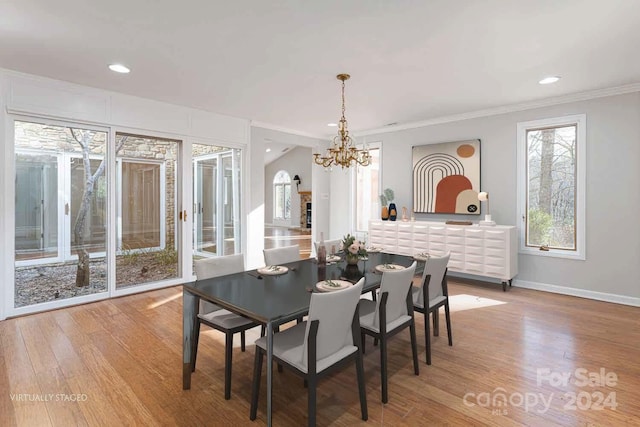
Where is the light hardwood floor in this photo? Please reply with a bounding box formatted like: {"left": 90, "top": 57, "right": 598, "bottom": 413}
{"left": 264, "top": 225, "right": 312, "bottom": 259}
{"left": 1, "top": 280, "right": 639, "bottom": 426}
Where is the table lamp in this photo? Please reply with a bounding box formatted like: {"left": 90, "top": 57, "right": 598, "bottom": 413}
{"left": 478, "top": 191, "right": 496, "bottom": 226}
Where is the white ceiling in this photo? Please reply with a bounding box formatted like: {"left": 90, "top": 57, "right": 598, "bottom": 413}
{"left": 1, "top": 1, "right": 639, "bottom": 138}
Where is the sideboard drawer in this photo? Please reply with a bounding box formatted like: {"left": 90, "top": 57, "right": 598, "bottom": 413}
{"left": 465, "top": 245, "right": 484, "bottom": 256}
{"left": 447, "top": 235, "right": 464, "bottom": 246}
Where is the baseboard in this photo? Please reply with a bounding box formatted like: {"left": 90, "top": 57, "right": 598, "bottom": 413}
{"left": 514, "top": 279, "right": 640, "bottom": 307}
{"left": 447, "top": 272, "right": 640, "bottom": 307}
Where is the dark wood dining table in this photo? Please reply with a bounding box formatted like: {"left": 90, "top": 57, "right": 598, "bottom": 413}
{"left": 182, "top": 252, "right": 417, "bottom": 426}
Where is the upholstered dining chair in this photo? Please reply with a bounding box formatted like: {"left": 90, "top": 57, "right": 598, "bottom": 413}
{"left": 192, "top": 254, "right": 261, "bottom": 400}
{"left": 263, "top": 244, "right": 300, "bottom": 265}
{"left": 412, "top": 252, "right": 452, "bottom": 365}
{"left": 263, "top": 244, "right": 303, "bottom": 327}
{"left": 250, "top": 278, "right": 367, "bottom": 427}
{"left": 359, "top": 261, "right": 419, "bottom": 403}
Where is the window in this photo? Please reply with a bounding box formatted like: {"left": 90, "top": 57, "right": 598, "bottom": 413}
{"left": 353, "top": 143, "right": 381, "bottom": 233}
{"left": 273, "top": 170, "right": 291, "bottom": 220}
{"left": 517, "top": 114, "right": 586, "bottom": 259}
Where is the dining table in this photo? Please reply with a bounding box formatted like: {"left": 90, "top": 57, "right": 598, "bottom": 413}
{"left": 182, "top": 251, "right": 419, "bottom": 426}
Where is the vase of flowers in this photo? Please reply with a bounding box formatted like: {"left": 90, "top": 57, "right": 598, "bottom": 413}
{"left": 342, "top": 233, "right": 368, "bottom": 265}
{"left": 342, "top": 264, "right": 362, "bottom": 281}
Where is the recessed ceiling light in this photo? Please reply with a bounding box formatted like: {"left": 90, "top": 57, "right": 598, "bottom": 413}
{"left": 539, "top": 76, "right": 560, "bottom": 85}
{"left": 109, "top": 64, "right": 130, "bottom": 74}
{"left": 327, "top": 123, "right": 338, "bottom": 127}
{"left": 265, "top": 148, "right": 271, "bottom": 153}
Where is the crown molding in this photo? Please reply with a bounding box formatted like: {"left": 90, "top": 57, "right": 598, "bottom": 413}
{"left": 355, "top": 82, "right": 640, "bottom": 137}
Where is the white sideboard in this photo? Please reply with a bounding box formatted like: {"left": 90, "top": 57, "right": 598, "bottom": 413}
{"left": 368, "top": 220, "right": 517, "bottom": 291}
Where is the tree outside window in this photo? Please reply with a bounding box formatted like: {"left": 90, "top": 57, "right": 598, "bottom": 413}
{"left": 517, "top": 115, "right": 586, "bottom": 259}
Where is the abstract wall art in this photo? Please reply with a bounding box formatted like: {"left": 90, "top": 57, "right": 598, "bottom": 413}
{"left": 412, "top": 139, "right": 481, "bottom": 214}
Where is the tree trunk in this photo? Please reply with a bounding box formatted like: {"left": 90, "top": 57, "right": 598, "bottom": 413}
{"left": 538, "top": 129, "right": 555, "bottom": 215}
{"left": 71, "top": 131, "right": 126, "bottom": 287}
{"left": 75, "top": 250, "right": 91, "bottom": 287}
{"left": 74, "top": 178, "right": 95, "bottom": 287}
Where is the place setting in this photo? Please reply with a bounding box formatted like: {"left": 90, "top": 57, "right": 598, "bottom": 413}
{"left": 412, "top": 252, "right": 430, "bottom": 262}
{"left": 321, "top": 254, "right": 341, "bottom": 263}
{"left": 255, "top": 265, "right": 289, "bottom": 276}
{"left": 314, "top": 279, "right": 353, "bottom": 292}
{"left": 374, "top": 263, "right": 406, "bottom": 274}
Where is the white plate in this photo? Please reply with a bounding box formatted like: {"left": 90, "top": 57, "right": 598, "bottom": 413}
{"left": 375, "top": 264, "right": 406, "bottom": 273}
{"left": 316, "top": 279, "right": 353, "bottom": 292}
{"left": 257, "top": 265, "right": 289, "bottom": 276}
{"left": 320, "top": 255, "right": 341, "bottom": 263}
{"left": 366, "top": 247, "right": 383, "bottom": 253}
{"left": 413, "top": 252, "right": 430, "bottom": 261}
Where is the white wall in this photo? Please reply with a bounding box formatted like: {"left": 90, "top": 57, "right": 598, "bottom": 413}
{"left": 330, "top": 92, "right": 640, "bottom": 303}
{"left": 264, "top": 146, "right": 312, "bottom": 226}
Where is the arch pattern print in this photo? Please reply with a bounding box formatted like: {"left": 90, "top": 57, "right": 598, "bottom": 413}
{"left": 412, "top": 139, "right": 481, "bottom": 214}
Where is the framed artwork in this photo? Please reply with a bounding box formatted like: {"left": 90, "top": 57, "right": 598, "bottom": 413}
{"left": 412, "top": 139, "right": 481, "bottom": 214}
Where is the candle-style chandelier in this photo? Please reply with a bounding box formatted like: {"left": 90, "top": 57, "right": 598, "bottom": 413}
{"left": 314, "top": 74, "right": 371, "bottom": 169}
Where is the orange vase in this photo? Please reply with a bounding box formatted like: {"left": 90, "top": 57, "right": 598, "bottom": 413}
{"left": 381, "top": 206, "right": 389, "bottom": 220}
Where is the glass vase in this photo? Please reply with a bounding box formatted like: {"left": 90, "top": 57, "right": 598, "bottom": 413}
{"left": 345, "top": 254, "right": 359, "bottom": 265}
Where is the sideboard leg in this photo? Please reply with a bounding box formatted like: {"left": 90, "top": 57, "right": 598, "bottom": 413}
{"left": 502, "top": 281, "right": 507, "bottom": 292}
{"left": 509, "top": 279, "right": 513, "bottom": 287}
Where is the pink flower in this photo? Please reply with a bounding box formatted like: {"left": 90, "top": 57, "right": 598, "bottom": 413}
{"left": 348, "top": 243, "right": 360, "bottom": 255}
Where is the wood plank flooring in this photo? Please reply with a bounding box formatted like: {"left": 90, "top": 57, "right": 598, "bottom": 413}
{"left": 1, "top": 280, "right": 639, "bottom": 426}
{"left": 264, "top": 226, "right": 312, "bottom": 259}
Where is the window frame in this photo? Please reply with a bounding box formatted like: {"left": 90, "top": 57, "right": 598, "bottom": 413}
{"left": 351, "top": 141, "right": 382, "bottom": 235}
{"left": 273, "top": 170, "right": 291, "bottom": 221}
{"left": 516, "top": 114, "right": 586, "bottom": 260}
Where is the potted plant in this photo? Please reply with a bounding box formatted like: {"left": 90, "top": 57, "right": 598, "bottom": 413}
{"left": 379, "top": 188, "right": 397, "bottom": 221}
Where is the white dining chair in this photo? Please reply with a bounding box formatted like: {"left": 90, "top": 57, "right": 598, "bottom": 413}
{"left": 313, "top": 239, "right": 342, "bottom": 255}
{"left": 192, "top": 254, "right": 261, "bottom": 400}
{"left": 263, "top": 244, "right": 300, "bottom": 265}
{"left": 412, "top": 252, "right": 452, "bottom": 365}
{"left": 359, "top": 261, "right": 419, "bottom": 403}
{"left": 250, "top": 278, "right": 367, "bottom": 426}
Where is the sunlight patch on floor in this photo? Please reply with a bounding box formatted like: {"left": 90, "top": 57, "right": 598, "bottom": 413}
{"left": 449, "top": 294, "right": 507, "bottom": 312}
{"left": 147, "top": 291, "right": 182, "bottom": 309}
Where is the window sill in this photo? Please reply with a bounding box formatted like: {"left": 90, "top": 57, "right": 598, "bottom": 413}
{"left": 519, "top": 248, "right": 585, "bottom": 261}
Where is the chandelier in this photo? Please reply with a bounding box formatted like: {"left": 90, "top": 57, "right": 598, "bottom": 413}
{"left": 314, "top": 74, "right": 371, "bottom": 169}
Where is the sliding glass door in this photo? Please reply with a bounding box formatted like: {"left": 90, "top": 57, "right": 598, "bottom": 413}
{"left": 14, "top": 120, "right": 108, "bottom": 308}
{"left": 115, "top": 133, "right": 180, "bottom": 289}
{"left": 10, "top": 119, "right": 242, "bottom": 314}
{"left": 192, "top": 145, "right": 241, "bottom": 260}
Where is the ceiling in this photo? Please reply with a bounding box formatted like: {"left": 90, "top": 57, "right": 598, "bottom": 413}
{"left": 264, "top": 140, "right": 294, "bottom": 165}
{"left": 1, "top": 1, "right": 639, "bottom": 138}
